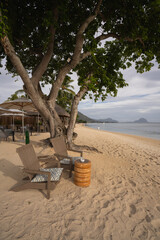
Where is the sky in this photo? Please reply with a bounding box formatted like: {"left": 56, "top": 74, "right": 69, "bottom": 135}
{"left": 78, "top": 64, "right": 160, "bottom": 122}
{"left": 0, "top": 62, "right": 160, "bottom": 122}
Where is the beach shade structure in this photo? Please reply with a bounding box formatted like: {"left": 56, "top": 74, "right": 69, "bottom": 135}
{"left": 0, "top": 100, "right": 69, "bottom": 117}
{"left": 0, "top": 109, "right": 26, "bottom": 141}
{"left": 0, "top": 107, "right": 24, "bottom": 114}
{"left": 0, "top": 98, "right": 36, "bottom": 112}
{"left": 55, "top": 104, "right": 70, "bottom": 128}
{"left": 10, "top": 143, "right": 63, "bottom": 199}
{"left": 50, "top": 136, "right": 83, "bottom": 178}
{"left": 0, "top": 98, "right": 37, "bottom": 137}
{"left": 0, "top": 112, "right": 25, "bottom": 130}
{"left": 0, "top": 99, "right": 70, "bottom": 135}
{"left": 25, "top": 103, "right": 70, "bottom": 132}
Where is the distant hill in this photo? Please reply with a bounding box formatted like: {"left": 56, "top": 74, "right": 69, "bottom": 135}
{"left": 98, "top": 118, "right": 118, "bottom": 123}
{"left": 77, "top": 112, "right": 118, "bottom": 123}
{"left": 77, "top": 112, "right": 98, "bottom": 123}
{"left": 134, "top": 118, "right": 148, "bottom": 123}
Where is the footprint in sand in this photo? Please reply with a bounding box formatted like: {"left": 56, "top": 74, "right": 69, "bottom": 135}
{"left": 124, "top": 204, "right": 136, "bottom": 217}
{"left": 145, "top": 215, "right": 151, "bottom": 223}
{"left": 129, "top": 204, "right": 136, "bottom": 217}
{"left": 128, "top": 179, "right": 136, "bottom": 187}
{"left": 103, "top": 201, "right": 110, "bottom": 208}
{"left": 156, "top": 206, "right": 160, "bottom": 212}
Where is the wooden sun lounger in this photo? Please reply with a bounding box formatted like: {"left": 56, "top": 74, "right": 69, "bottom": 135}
{"left": 10, "top": 143, "right": 63, "bottom": 199}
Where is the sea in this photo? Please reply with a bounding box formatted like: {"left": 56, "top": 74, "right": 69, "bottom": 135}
{"left": 85, "top": 122, "right": 160, "bottom": 140}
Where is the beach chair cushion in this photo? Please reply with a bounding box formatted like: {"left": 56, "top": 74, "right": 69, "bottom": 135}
{"left": 31, "top": 168, "right": 63, "bottom": 182}
{"left": 60, "top": 157, "right": 80, "bottom": 165}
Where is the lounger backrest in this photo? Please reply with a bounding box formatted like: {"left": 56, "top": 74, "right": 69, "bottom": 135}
{"left": 50, "top": 136, "right": 68, "bottom": 156}
{"left": 16, "top": 144, "right": 40, "bottom": 179}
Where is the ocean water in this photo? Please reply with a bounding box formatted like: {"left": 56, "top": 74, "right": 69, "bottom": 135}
{"left": 86, "top": 122, "right": 160, "bottom": 140}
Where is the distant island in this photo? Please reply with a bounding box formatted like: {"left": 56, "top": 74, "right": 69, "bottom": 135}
{"left": 98, "top": 118, "right": 118, "bottom": 123}
{"left": 77, "top": 112, "right": 97, "bottom": 123}
{"left": 77, "top": 112, "right": 149, "bottom": 124}
{"left": 77, "top": 112, "right": 118, "bottom": 123}
{"left": 134, "top": 118, "right": 148, "bottom": 123}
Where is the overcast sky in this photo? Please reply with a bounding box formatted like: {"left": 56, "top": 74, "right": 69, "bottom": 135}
{"left": 78, "top": 64, "right": 160, "bottom": 122}
{"left": 0, "top": 62, "right": 160, "bottom": 122}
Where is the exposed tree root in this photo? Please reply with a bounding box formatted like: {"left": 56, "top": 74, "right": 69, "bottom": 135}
{"left": 41, "top": 138, "right": 102, "bottom": 153}
{"left": 67, "top": 142, "right": 102, "bottom": 153}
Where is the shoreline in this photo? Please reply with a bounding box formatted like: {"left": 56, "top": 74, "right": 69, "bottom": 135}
{"left": 0, "top": 124, "right": 160, "bottom": 239}
{"left": 84, "top": 123, "right": 160, "bottom": 142}
{"left": 83, "top": 123, "right": 160, "bottom": 145}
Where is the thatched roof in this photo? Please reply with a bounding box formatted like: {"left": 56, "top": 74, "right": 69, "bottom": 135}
{"left": 26, "top": 105, "right": 70, "bottom": 117}
{"left": 0, "top": 99, "right": 70, "bottom": 118}
{"left": 0, "top": 98, "right": 36, "bottom": 112}
{"left": 55, "top": 104, "right": 70, "bottom": 117}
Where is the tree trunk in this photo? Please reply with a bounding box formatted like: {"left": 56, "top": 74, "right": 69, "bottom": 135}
{"left": 67, "top": 82, "right": 100, "bottom": 153}
{"left": 1, "top": 35, "right": 65, "bottom": 138}
{"left": 67, "top": 86, "right": 88, "bottom": 147}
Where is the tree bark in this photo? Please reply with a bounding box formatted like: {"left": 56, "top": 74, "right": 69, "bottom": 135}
{"left": 67, "top": 86, "right": 88, "bottom": 146}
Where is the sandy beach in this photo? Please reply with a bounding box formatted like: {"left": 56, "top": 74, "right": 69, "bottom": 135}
{"left": 0, "top": 124, "right": 160, "bottom": 240}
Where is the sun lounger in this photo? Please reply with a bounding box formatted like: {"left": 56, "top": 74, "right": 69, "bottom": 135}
{"left": 10, "top": 143, "right": 63, "bottom": 199}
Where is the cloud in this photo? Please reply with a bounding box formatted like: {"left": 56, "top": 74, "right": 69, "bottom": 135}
{"left": 78, "top": 65, "right": 160, "bottom": 122}
{"left": 0, "top": 71, "right": 23, "bottom": 103}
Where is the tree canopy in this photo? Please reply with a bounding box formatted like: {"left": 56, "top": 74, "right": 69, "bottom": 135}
{"left": 1, "top": 0, "right": 159, "bottom": 73}
{"left": 0, "top": 0, "right": 160, "bottom": 141}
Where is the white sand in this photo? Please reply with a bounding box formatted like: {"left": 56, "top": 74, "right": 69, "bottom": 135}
{"left": 0, "top": 124, "right": 160, "bottom": 240}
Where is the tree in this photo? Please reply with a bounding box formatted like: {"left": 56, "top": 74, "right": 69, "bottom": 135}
{"left": 7, "top": 89, "right": 28, "bottom": 100}
{"left": 0, "top": 0, "right": 160, "bottom": 147}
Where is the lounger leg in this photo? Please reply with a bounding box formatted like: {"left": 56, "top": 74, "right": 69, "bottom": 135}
{"left": 69, "top": 169, "right": 72, "bottom": 178}
{"left": 47, "top": 178, "right": 51, "bottom": 199}
{"left": 47, "top": 190, "right": 50, "bottom": 199}
{"left": 69, "top": 161, "right": 73, "bottom": 178}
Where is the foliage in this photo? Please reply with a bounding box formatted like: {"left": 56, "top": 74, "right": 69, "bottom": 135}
{"left": 7, "top": 89, "right": 28, "bottom": 100}
{"left": 56, "top": 75, "right": 75, "bottom": 111}
{"left": 76, "top": 119, "right": 87, "bottom": 123}
{"left": 1, "top": 0, "right": 159, "bottom": 77}
{"left": 76, "top": 42, "right": 130, "bottom": 101}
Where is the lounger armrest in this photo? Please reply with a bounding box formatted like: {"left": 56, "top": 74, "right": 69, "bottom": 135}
{"left": 38, "top": 155, "right": 56, "bottom": 162}
{"left": 38, "top": 155, "right": 50, "bottom": 159}
{"left": 54, "top": 153, "right": 72, "bottom": 160}
{"left": 24, "top": 169, "right": 51, "bottom": 178}
{"left": 68, "top": 149, "right": 83, "bottom": 157}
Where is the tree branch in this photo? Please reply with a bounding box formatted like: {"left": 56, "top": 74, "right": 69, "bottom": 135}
{"left": 79, "top": 33, "right": 119, "bottom": 62}
{"left": 1, "top": 36, "right": 35, "bottom": 95}
{"left": 96, "top": 33, "right": 120, "bottom": 41}
{"left": 70, "top": 0, "right": 102, "bottom": 67}
{"left": 1, "top": 36, "right": 54, "bottom": 122}
{"left": 96, "top": 32, "right": 145, "bottom": 47}
{"left": 124, "top": 37, "right": 145, "bottom": 48}
{"left": 31, "top": 7, "right": 58, "bottom": 87}
{"left": 49, "top": 1, "right": 103, "bottom": 103}
{"left": 48, "top": 64, "right": 72, "bottom": 103}
{"left": 79, "top": 51, "right": 92, "bottom": 61}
